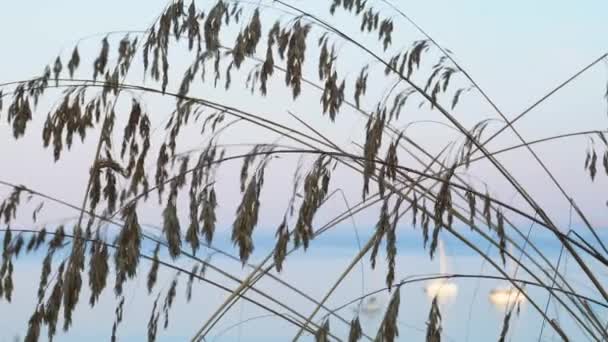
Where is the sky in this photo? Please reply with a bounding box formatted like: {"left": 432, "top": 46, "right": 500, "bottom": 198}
{"left": 1, "top": 0, "right": 608, "bottom": 341}
{"left": 1, "top": 0, "right": 608, "bottom": 227}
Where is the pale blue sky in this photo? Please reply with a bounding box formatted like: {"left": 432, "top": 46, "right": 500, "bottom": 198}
{"left": 2, "top": 0, "right": 608, "bottom": 229}
{"left": 1, "top": 1, "right": 608, "bottom": 341}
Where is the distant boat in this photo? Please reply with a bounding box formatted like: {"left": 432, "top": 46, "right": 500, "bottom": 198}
{"left": 351, "top": 294, "right": 383, "bottom": 319}
{"left": 352, "top": 268, "right": 386, "bottom": 318}
{"left": 489, "top": 287, "right": 525, "bottom": 307}
{"left": 425, "top": 239, "right": 458, "bottom": 301}
{"left": 360, "top": 295, "right": 382, "bottom": 316}
{"left": 488, "top": 245, "right": 526, "bottom": 307}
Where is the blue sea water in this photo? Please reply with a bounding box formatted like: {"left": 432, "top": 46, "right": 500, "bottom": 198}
{"left": 0, "top": 225, "right": 606, "bottom": 341}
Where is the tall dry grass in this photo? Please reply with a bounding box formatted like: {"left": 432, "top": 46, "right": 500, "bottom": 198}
{"left": 0, "top": 0, "right": 607, "bottom": 341}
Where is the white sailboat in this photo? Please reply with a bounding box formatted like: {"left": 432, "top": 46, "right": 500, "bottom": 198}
{"left": 488, "top": 245, "right": 526, "bottom": 307}
{"left": 425, "top": 239, "right": 458, "bottom": 301}
{"left": 360, "top": 295, "right": 383, "bottom": 316}
{"left": 356, "top": 267, "right": 384, "bottom": 318}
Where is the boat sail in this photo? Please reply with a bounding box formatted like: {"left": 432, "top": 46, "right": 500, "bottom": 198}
{"left": 425, "top": 239, "right": 458, "bottom": 301}
{"left": 488, "top": 244, "right": 526, "bottom": 307}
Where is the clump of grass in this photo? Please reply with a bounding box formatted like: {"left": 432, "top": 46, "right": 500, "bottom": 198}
{"left": 0, "top": 0, "right": 607, "bottom": 341}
